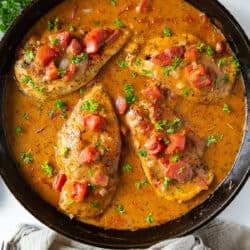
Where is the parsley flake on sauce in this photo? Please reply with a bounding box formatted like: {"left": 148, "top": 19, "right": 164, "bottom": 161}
{"left": 47, "top": 17, "right": 60, "bottom": 31}
{"left": 90, "top": 202, "right": 99, "bottom": 208}
{"left": 41, "top": 162, "right": 53, "bottom": 178}
{"left": 223, "top": 103, "right": 231, "bottom": 113}
{"left": 163, "top": 177, "right": 171, "bottom": 189}
{"left": 22, "top": 112, "right": 29, "bottom": 120}
{"left": 20, "top": 151, "right": 33, "bottom": 164}
{"left": 123, "top": 164, "right": 133, "bottom": 172}
{"left": 183, "top": 88, "right": 190, "bottom": 97}
{"left": 163, "top": 57, "right": 183, "bottom": 76}
{"left": 54, "top": 100, "right": 67, "bottom": 110}
{"left": 137, "top": 149, "right": 148, "bottom": 157}
{"left": 15, "top": 125, "right": 23, "bottom": 135}
{"left": 123, "top": 84, "right": 137, "bottom": 104}
{"left": 207, "top": 135, "right": 217, "bottom": 146}
{"left": 81, "top": 100, "right": 99, "bottom": 112}
{"left": 117, "top": 204, "right": 125, "bottom": 214}
{"left": 163, "top": 27, "right": 172, "bottom": 37}
{"left": 117, "top": 60, "right": 128, "bottom": 68}
{"left": 145, "top": 213, "right": 154, "bottom": 224}
{"left": 110, "top": 0, "right": 117, "bottom": 6}
{"left": 115, "top": 18, "right": 124, "bottom": 28}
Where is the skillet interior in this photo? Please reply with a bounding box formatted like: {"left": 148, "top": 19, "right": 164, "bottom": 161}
{"left": 0, "top": 0, "right": 250, "bottom": 248}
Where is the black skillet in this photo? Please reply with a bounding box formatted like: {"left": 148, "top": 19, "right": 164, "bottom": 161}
{"left": 0, "top": 0, "right": 250, "bottom": 248}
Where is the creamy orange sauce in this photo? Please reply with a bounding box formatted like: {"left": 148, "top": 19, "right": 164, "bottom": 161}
{"left": 4, "top": 0, "right": 246, "bottom": 230}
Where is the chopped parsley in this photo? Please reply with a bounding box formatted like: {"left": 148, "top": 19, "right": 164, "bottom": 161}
{"left": 163, "top": 177, "right": 171, "bottom": 189}
{"left": 15, "top": 125, "right": 23, "bottom": 135}
{"left": 23, "top": 46, "right": 34, "bottom": 63}
{"left": 163, "top": 27, "right": 172, "bottom": 37}
{"left": 47, "top": 17, "right": 60, "bottom": 31}
{"left": 41, "top": 162, "right": 53, "bottom": 178}
{"left": 123, "top": 84, "right": 137, "bottom": 104}
{"left": 135, "top": 59, "right": 142, "bottom": 66}
{"left": 110, "top": 0, "right": 117, "bottom": 6}
{"left": 163, "top": 138, "right": 170, "bottom": 145}
{"left": 145, "top": 213, "right": 154, "bottom": 224}
{"left": 20, "top": 151, "right": 33, "bottom": 164}
{"left": 223, "top": 74, "right": 229, "bottom": 83}
{"left": 131, "top": 71, "right": 137, "bottom": 78}
{"left": 54, "top": 100, "right": 67, "bottom": 110}
{"left": 197, "top": 43, "right": 206, "bottom": 52}
{"left": 69, "top": 25, "right": 75, "bottom": 32}
{"left": 50, "top": 38, "right": 59, "bottom": 46}
{"left": 60, "top": 113, "right": 67, "bottom": 119}
{"left": 123, "top": 164, "right": 133, "bottom": 172}
{"left": 117, "top": 204, "right": 125, "bottom": 214}
{"left": 22, "top": 112, "right": 29, "bottom": 120}
{"left": 206, "top": 46, "right": 214, "bottom": 56}
{"left": 141, "top": 69, "right": 153, "bottom": 75}
{"left": 207, "top": 135, "right": 217, "bottom": 146}
{"left": 183, "top": 88, "right": 190, "bottom": 97}
{"left": 101, "top": 146, "right": 110, "bottom": 153}
{"left": 90, "top": 202, "right": 99, "bottom": 208}
{"left": 66, "top": 199, "right": 75, "bottom": 206}
{"left": 171, "top": 154, "right": 180, "bottom": 163}
{"left": 178, "top": 166, "right": 186, "bottom": 174}
{"left": 137, "top": 149, "right": 148, "bottom": 157}
{"left": 222, "top": 103, "right": 231, "bottom": 113}
{"left": 163, "top": 57, "right": 183, "bottom": 76}
{"left": 117, "top": 60, "right": 128, "bottom": 68}
{"left": 94, "top": 21, "right": 102, "bottom": 27}
{"left": 135, "top": 179, "right": 149, "bottom": 189}
{"left": 79, "top": 88, "right": 85, "bottom": 94}
{"left": 218, "top": 58, "right": 226, "bottom": 67}
{"left": 70, "top": 53, "right": 88, "bottom": 64}
{"left": 155, "top": 120, "right": 168, "bottom": 131}
{"left": 115, "top": 18, "right": 124, "bottom": 28}
{"left": 231, "top": 56, "right": 241, "bottom": 73}
{"left": 81, "top": 99, "right": 99, "bottom": 112}
{"left": 23, "top": 75, "right": 36, "bottom": 87}
{"left": 58, "top": 68, "right": 66, "bottom": 77}
{"left": 88, "top": 171, "right": 94, "bottom": 177}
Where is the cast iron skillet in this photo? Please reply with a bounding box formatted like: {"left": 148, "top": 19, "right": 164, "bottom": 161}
{"left": 0, "top": 0, "right": 250, "bottom": 248}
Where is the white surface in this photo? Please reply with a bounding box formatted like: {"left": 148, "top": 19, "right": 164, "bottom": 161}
{"left": 0, "top": 0, "right": 250, "bottom": 244}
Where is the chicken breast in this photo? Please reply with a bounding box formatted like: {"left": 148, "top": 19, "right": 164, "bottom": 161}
{"left": 55, "top": 84, "right": 121, "bottom": 219}
{"left": 125, "top": 84, "right": 214, "bottom": 202}
{"left": 126, "top": 33, "right": 237, "bottom": 103}
{"left": 14, "top": 27, "right": 130, "bottom": 100}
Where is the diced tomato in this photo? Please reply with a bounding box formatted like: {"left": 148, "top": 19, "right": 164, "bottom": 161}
{"left": 57, "top": 31, "right": 71, "bottom": 48}
{"left": 184, "top": 47, "right": 199, "bottom": 62}
{"left": 186, "top": 64, "right": 212, "bottom": 88}
{"left": 53, "top": 173, "right": 67, "bottom": 192}
{"left": 145, "top": 134, "right": 165, "bottom": 156}
{"left": 84, "top": 28, "right": 109, "bottom": 54}
{"left": 79, "top": 146, "right": 99, "bottom": 164}
{"left": 46, "top": 61, "right": 58, "bottom": 80}
{"left": 35, "top": 45, "right": 59, "bottom": 67}
{"left": 63, "top": 63, "right": 77, "bottom": 81}
{"left": 115, "top": 96, "right": 128, "bottom": 115}
{"left": 136, "top": 0, "right": 152, "bottom": 13}
{"left": 166, "top": 133, "right": 186, "bottom": 155}
{"left": 66, "top": 38, "right": 83, "bottom": 56}
{"left": 93, "top": 171, "right": 109, "bottom": 187}
{"left": 70, "top": 181, "right": 88, "bottom": 203}
{"left": 151, "top": 46, "right": 185, "bottom": 66}
{"left": 165, "top": 161, "right": 193, "bottom": 183}
{"left": 81, "top": 114, "right": 106, "bottom": 131}
{"left": 143, "top": 85, "right": 163, "bottom": 103}
{"left": 105, "top": 29, "right": 122, "bottom": 45}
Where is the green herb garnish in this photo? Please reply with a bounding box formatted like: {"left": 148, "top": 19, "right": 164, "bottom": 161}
{"left": 115, "top": 18, "right": 124, "bottom": 28}
{"left": 145, "top": 213, "right": 154, "bottom": 224}
{"left": 22, "top": 112, "right": 29, "bottom": 120}
{"left": 207, "top": 135, "right": 217, "bottom": 146}
{"left": 163, "top": 177, "right": 171, "bottom": 189}
{"left": 110, "top": 0, "right": 117, "bottom": 6}
{"left": 206, "top": 46, "right": 214, "bottom": 56}
{"left": 138, "top": 149, "right": 147, "bottom": 157}
{"left": 163, "top": 27, "right": 172, "bottom": 37}
{"left": 15, "top": 126, "right": 23, "bottom": 135}
{"left": 54, "top": 100, "right": 67, "bottom": 110}
{"left": 218, "top": 58, "right": 226, "bottom": 67}
{"left": 90, "top": 202, "right": 99, "bottom": 208}
{"left": 20, "top": 151, "right": 33, "bottom": 164}
{"left": 183, "top": 88, "right": 190, "bottom": 97}
{"left": 117, "top": 60, "right": 128, "bottom": 68}
{"left": 117, "top": 204, "right": 125, "bottom": 214}
{"left": 222, "top": 103, "right": 231, "bottom": 113}
{"left": 70, "top": 53, "right": 88, "bottom": 64}
{"left": 41, "top": 162, "right": 53, "bottom": 177}
{"left": 81, "top": 100, "right": 99, "bottom": 112}
{"left": 123, "top": 164, "right": 133, "bottom": 172}
{"left": 123, "top": 84, "right": 137, "bottom": 104}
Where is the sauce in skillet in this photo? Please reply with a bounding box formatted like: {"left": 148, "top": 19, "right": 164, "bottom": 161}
{"left": 4, "top": 0, "right": 246, "bottom": 230}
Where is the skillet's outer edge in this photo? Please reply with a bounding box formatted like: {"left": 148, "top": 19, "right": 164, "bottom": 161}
{"left": 0, "top": 0, "right": 250, "bottom": 248}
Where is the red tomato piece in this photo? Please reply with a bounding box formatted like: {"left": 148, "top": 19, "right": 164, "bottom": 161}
{"left": 145, "top": 134, "right": 165, "bottom": 156}
{"left": 186, "top": 64, "right": 212, "bottom": 88}
{"left": 35, "top": 45, "right": 59, "bottom": 67}
{"left": 81, "top": 114, "right": 106, "bottom": 131}
{"left": 46, "top": 61, "right": 58, "bottom": 80}
{"left": 70, "top": 182, "right": 88, "bottom": 203}
{"left": 53, "top": 173, "right": 67, "bottom": 192}
{"left": 79, "top": 146, "right": 99, "bottom": 164}
{"left": 143, "top": 85, "right": 163, "bottom": 103}
{"left": 184, "top": 47, "right": 199, "bottom": 62}
{"left": 136, "top": 0, "right": 152, "bottom": 13}
{"left": 165, "top": 161, "right": 193, "bottom": 183}
{"left": 57, "top": 31, "right": 71, "bottom": 48}
{"left": 166, "top": 133, "right": 186, "bottom": 155}
{"left": 115, "top": 96, "right": 128, "bottom": 115}
{"left": 151, "top": 46, "right": 185, "bottom": 66}
{"left": 105, "top": 29, "right": 122, "bottom": 45}
{"left": 63, "top": 63, "right": 77, "bottom": 81}
{"left": 66, "top": 38, "right": 83, "bottom": 56}
{"left": 84, "top": 28, "right": 109, "bottom": 54}
{"left": 93, "top": 171, "right": 109, "bottom": 187}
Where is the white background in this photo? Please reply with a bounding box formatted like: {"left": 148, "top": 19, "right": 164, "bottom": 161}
{"left": 0, "top": 0, "right": 250, "bottom": 244}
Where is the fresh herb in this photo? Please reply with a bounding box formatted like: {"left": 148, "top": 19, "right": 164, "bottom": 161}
{"left": 207, "top": 135, "right": 217, "bottom": 146}
{"left": 155, "top": 120, "right": 168, "bottom": 131}
{"left": 81, "top": 99, "right": 99, "bottom": 112}
{"left": 66, "top": 199, "right": 75, "bottom": 206}
{"left": 145, "top": 213, "right": 154, "bottom": 224}
{"left": 23, "top": 46, "right": 34, "bottom": 63}
{"left": 231, "top": 56, "right": 241, "bottom": 73}
{"left": 131, "top": 71, "right": 137, "bottom": 78}
{"left": 163, "top": 57, "right": 183, "bottom": 76}
{"left": 88, "top": 171, "right": 94, "bottom": 177}
{"left": 22, "top": 112, "right": 29, "bottom": 120}
{"left": 178, "top": 166, "right": 186, "bottom": 174}
{"left": 58, "top": 68, "right": 66, "bottom": 77}
{"left": 163, "top": 27, "right": 172, "bottom": 37}
{"left": 20, "top": 151, "right": 33, "bottom": 164}
{"left": 115, "top": 18, "right": 124, "bottom": 28}
{"left": 62, "top": 147, "right": 70, "bottom": 158}
{"left": 171, "top": 154, "right": 180, "bottom": 163}
{"left": 138, "top": 149, "right": 147, "bottom": 157}
{"left": 0, "top": 0, "right": 31, "bottom": 32}
{"left": 135, "top": 179, "right": 149, "bottom": 189}
{"left": 163, "top": 177, "right": 171, "bottom": 189}
{"left": 123, "top": 84, "right": 137, "bottom": 104}
{"left": 215, "top": 76, "right": 221, "bottom": 86}
{"left": 218, "top": 133, "right": 224, "bottom": 141}
{"left": 163, "top": 138, "right": 170, "bottom": 145}
{"left": 110, "top": 0, "right": 117, "bottom": 6}
{"left": 90, "top": 202, "right": 99, "bottom": 208}
{"left": 15, "top": 125, "right": 23, "bottom": 135}
{"left": 41, "top": 162, "right": 53, "bottom": 178}
{"left": 50, "top": 38, "right": 59, "bottom": 46}
{"left": 206, "top": 46, "right": 214, "bottom": 56}
{"left": 141, "top": 69, "right": 153, "bottom": 75}
{"left": 47, "top": 17, "right": 60, "bottom": 31}
{"left": 222, "top": 103, "right": 231, "bottom": 113}
{"left": 70, "top": 53, "right": 88, "bottom": 64}
{"left": 196, "top": 43, "right": 206, "bottom": 52}
{"left": 123, "top": 164, "right": 133, "bottom": 172}
{"left": 117, "top": 60, "right": 128, "bottom": 68}
{"left": 223, "top": 74, "right": 229, "bottom": 83}
{"left": 135, "top": 58, "right": 142, "bottom": 66}
{"left": 48, "top": 110, "right": 56, "bottom": 119}
{"left": 117, "top": 204, "right": 125, "bottom": 214}
{"left": 54, "top": 100, "right": 67, "bottom": 110}
{"left": 94, "top": 21, "right": 102, "bottom": 27}
{"left": 23, "top": 75, "right": 36, "bottom": 87}
{"left": 218, "top": 58, "right": 226, "bottom": 67}
{"left": 69, "top": 25, "right": 75, "bottom": 32}
{"left": 101, "top": 146, "right": 110, "bottom": 153}
{"left": 166, "top": 118, "right": 182, "bottom": 134}
{"left": 183, "top": 88, "right": 190, "bottom": 97}
{"left": 79, "top": 88, "right": 85, "bottom": 94}
{"left": 60, "top": 113, "right": 67, "bottom": 119}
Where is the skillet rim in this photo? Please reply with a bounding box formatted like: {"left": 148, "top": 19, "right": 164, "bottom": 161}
{"left": 0, "top": 0, "right": 250, "bottom": 248}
